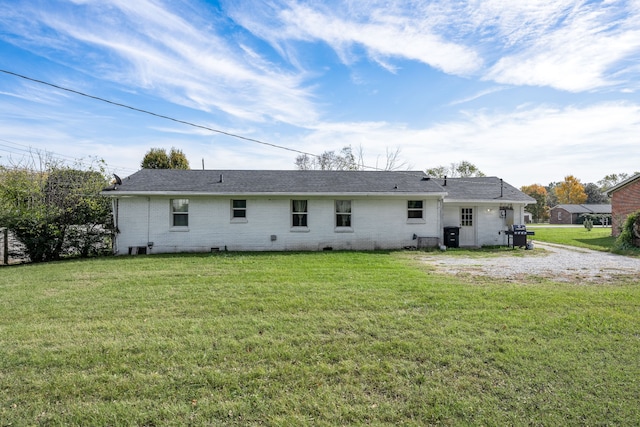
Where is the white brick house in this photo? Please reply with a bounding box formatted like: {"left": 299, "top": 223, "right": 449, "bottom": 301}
{"left": 102, "top": 170, "right": 534, "bottom": 254}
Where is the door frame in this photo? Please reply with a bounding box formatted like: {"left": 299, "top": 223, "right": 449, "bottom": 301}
{"left": 459, "top": 206, "right": 476, "bottom": 247}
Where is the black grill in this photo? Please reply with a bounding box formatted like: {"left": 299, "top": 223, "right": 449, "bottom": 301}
{"left": 505, "top": 225, "right": 534, "bottom": 248}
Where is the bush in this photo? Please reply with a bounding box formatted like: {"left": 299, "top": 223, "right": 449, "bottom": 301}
{"left": 614, "top": 210, "right": 640, "bottom": 250}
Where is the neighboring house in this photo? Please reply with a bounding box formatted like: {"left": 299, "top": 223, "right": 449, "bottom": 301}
{"left": 550, "top": 204, "right": 612, "bottom": 225}
{"left": 102, "top": 170, "right": 534, "bottom": 254}
{"left": 605, "top": 173, "right": 640, "bottom": 236}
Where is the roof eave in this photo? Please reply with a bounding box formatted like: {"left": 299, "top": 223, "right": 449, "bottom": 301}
{"left": 102, "top": 191, "right": 448, "bottom": 198}
{"left": 444, "top": 198, "right": 534, "bottom": 204}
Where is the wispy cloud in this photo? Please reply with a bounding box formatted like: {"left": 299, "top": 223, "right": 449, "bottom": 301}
{"left": 228, "top": 0, "right": 483, "bottom": 76}
{"left": 229, "top": 0, "right": 640, "bottom": 92}
{"left": 483, "top": 1, "right": 640, "bottom": 91}
{"left": 1, "top": 0, "right": 319, "bottom": 126}
{"left": 447, "top": 86, "right": 509, "bottom": 106}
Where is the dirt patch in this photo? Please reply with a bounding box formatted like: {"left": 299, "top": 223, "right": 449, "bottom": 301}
{"left": 419, "top": 241, "right": 640, "bottom": 283}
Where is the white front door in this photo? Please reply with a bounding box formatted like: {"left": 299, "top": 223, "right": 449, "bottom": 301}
{"left": 459, "top": 207, "right": 476, "bottom": 246}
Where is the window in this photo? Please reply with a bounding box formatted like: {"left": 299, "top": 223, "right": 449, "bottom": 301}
{"left": 292, "top": 200, "right": 308, "bottom": 227}
{"left": 461, "top": 207, "right": 473, "bottom": 227}
{"left": 171, "top": 199, "right": 189, "bottom": 227}
{"left": 335, "top": 200, "right": 352, "bottom": 227}
{"left": 232, "top": 199, "right": 247, "bottom": 219}
{"left": 408, "top": 200, "right": 424, "bottom": 219}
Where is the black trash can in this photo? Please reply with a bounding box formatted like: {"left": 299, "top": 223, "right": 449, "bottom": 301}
{"left": 443, "top": 226, "right": 460, "bottom": 248}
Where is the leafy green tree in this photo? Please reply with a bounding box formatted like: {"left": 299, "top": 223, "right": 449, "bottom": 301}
{"left": 169, "top": 147, "right": 190, "bottom": 169}
{"left": 141, "top": 147, "right": 190, "bottom": 169}
{"left": 141, "top": 148, "right": 170, "bottom": 169}
{"left": 583, "top": 182, "right": 609, "bottom": 204}
{"left": 425, "top": 160, "right": 485, "bottom": 178}
{"left": 521, "top": 184, "right": 548, "bottom": 222}
{"left": 555, "top": 175, "right": 587, "bottom": 204}
{"left": 0, "top": 163, "right": 113, "bottom": 262}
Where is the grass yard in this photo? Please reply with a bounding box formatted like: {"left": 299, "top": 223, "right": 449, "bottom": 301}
{"left": 529, "top": 226, "right": 617, "bottom": 252}
{"left": 1, "top": 251, "right": 639, "bottom": 425}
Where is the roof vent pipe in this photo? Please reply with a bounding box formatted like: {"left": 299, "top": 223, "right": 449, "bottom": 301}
{"left": 500, "top": 178, "right": 503, "bottom": 197}
{"left": 219, "top": 174, "right": 224, "bottom": 183}
{"left": 443, "top": 176, "right": 447, "bottom": 186}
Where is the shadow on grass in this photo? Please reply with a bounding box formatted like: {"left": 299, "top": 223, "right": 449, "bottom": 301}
{"left": 575, "top": 236, "right": 616, "bottom": 250}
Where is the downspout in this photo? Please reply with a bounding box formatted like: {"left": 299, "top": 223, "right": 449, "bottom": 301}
{"left": 112, "top": 198, "right": 119, "bottom": 255}
{"left": 147, "top": 197, "right": 151, "bottom": 253}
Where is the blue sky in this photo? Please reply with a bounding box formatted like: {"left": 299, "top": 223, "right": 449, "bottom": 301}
{"left": 0, "top": 0, "right": 639, "bottom": 188}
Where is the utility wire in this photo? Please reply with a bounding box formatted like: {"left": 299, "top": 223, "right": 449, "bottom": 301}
{"left": 0, "top": 137, "right": 137, "bottom": 173}
{"left": 0, "top": 69, "right": 319, "bottom": 159}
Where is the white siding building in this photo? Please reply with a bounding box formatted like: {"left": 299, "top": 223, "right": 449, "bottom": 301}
{"left": 103, "top": 170, "right": 534, "bottom": 254}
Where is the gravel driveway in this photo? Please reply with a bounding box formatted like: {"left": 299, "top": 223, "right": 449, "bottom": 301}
{"left": 420, "top": 241, "right": 640, "bottom": 283}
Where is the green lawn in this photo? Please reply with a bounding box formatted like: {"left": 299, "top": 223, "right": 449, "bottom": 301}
{"left": 1, "top": 252, "right": 639, "bottom": 425}
{"left": 529, "top": 226, "right": 616, "bottom": 251}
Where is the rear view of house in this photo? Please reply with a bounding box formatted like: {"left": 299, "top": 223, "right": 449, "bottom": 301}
{"left": 102, "top": 170, "right": 534, "bottom": 254}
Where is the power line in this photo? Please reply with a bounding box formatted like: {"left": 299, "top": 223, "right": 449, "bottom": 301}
{"left": 0, "top": 69, "right": 319, "bottom": 159}
{"left": 0, "top": 137, "right": 137, "bottom": 173}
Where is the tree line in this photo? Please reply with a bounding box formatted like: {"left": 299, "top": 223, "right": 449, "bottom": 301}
{"left": 520, "top": 173, "right": 636, "bottom": 223}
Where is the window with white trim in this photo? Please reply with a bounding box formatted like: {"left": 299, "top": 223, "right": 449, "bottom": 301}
{"left": 408, "top": 200, "right": 424, "bottom": 219}
{"left": 292, "top": 200, "right": 308, "bottom": 227}
{"left": 335, "top": 200, "right": 352, "bottom": 227}
{"left": 171, "top": 199, "right": 189, "bottom": 227}
{"left": 232, "top": 199, "right": 247, "bottom": 219}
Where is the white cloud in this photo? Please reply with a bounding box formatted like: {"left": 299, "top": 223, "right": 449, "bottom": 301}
{"left": 2, "top": 0, "right": 319, "bottom": 126}
{"left": 228, "top": 0, "right": 483, "bottom": 76}
{"left": 278, "top": 3, "right": 483, "bottom": 75}
{"left": 484, "top": 2, "right": 640, "bottom": 91}
{"left": 283, "top": 101, "right": 640, "bottom": 186}
{"left": 228, "top": 0, "right": 640, "bottom": 92}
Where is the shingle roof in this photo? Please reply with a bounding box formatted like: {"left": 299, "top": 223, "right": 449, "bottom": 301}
{"left": 106, "top": 169, "right": 446, "bottom": 195}
{"left": 552, "top": 204, "right": 612, "bottom": 214}
{"left": 104, "top": 169, "right": 535, "bottom": 203}
{"left": 434, "top": 177, "right": 536, "bottom": 203}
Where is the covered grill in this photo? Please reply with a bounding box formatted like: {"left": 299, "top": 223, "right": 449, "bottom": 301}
{"left": 505, "top": 224, "right": 535, "bottom": 248}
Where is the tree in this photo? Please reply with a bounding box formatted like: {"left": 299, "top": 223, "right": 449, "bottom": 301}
{"left": 520, "top": 184, "right": 548, "bottom": 222}
{"left": 295, "top": 146, "right": 360, "bottom": 171}
{"left": 583, "top": 182, "right": 609, "bottom": 204}
{"left": 169, "top": 148, "right": 190, "bottom": 169}
{"left": 555, "top": 175, "right": 587, "bottom": 204}
{"left": 376, "top": 147, "right": 410, "bottom": 171}
{"left": 425, "top": 160, "right": 485, "bottom": 178}
{"left": 598, "top": 173, "right": 629, "bottom": 191}
{"left": 141, "top": 147, "right": 190, "bottom": 169}
{"left": 545, "top": 182, "right": 559, "bottom": 207}
{"left": 0, "top": 161, "right": 113, "bottom": 262}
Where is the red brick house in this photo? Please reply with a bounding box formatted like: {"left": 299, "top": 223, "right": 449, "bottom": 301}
{"left": 606, "top": 173, "right": 640, "bottom": 236}
{"left": 549, "top": 204, "right": 611, "bottom": 225}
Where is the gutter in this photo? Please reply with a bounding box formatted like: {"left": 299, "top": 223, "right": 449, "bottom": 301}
{"left": 101, "top": 191, "right": 449, "bottom": 198}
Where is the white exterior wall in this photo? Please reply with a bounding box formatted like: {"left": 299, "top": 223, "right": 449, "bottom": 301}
{"left": 442, "top": 202, "right": 529, "bottom": 247}
{"left": 114, "top": 196, "right": 441, "bottom": 254}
